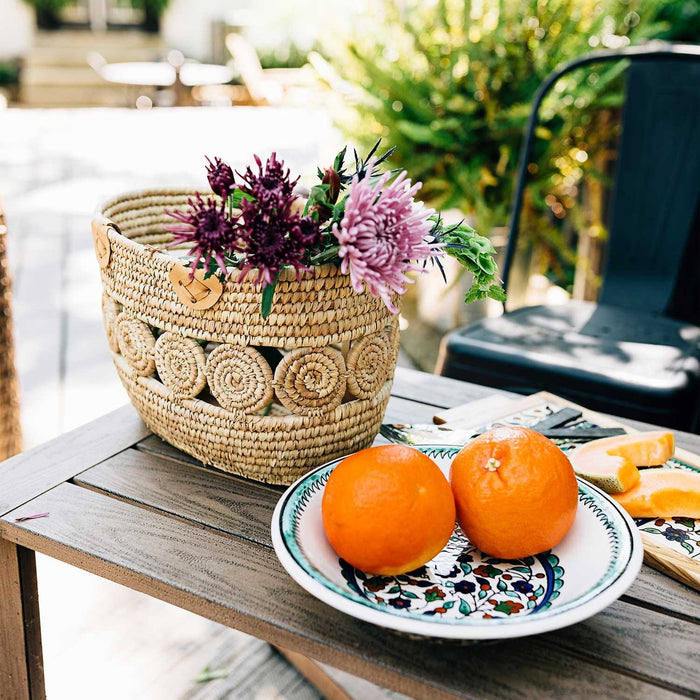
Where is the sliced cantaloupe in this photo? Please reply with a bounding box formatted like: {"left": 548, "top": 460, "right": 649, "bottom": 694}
{"left": 569, "top": 431, "right": 674, "bottom": 494}
{"left": 612, "top": 468, "right": 700, "bottom": 517}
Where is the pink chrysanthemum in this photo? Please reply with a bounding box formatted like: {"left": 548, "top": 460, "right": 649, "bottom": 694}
{"left": 333, "top": 166, "right": 440, "bottom": 313}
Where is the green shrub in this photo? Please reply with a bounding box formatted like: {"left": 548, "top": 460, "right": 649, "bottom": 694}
{"left": 327, "top": 0, "right": 698, "bottom": 290}
{"left": 0, "top": 62, "right": 20, "bottom": 86}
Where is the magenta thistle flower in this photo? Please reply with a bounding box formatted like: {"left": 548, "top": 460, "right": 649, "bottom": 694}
{"left": 235, "top": 152, "right": 320, "bottom": 285}
{"left": 205, "top": 156, "right": 236, "bottom": 198}
{"left": 238, "top": 152, "right": 297, "bottom": 206}
{"left": 165, "top": 193, "right": 239, "bottom": 276}
{"left": 333, "top": 165, "right": 440, "bottom": 313}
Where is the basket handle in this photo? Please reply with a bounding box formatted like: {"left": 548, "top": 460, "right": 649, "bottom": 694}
{"left": 91, "top": 215, "right": 120, "bottom": 269}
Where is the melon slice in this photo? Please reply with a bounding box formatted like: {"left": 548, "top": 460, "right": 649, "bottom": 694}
{"left": 612, "top": 468, "right": 700, "bottom": 517}
{"left": 569, "top": 431, "right": 674, "bottom": 494}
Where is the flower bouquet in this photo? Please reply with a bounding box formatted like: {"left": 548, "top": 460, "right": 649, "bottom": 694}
{"left": 92, "top": 142, "right": 502, "bottom": 485}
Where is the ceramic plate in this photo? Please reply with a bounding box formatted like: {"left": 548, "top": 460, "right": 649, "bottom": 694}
{"left": 271, "top": 445, "right": 643, "bottom": 640}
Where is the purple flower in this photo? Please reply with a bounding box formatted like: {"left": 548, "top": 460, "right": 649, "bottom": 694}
{"left": 235, "top": 152, "right": 320, "bottom": 285}
{"left": 332, "top": 164, "right": 440, "bottom": 313}
{"left": 205, "top": 156, "right": 236, "bottom": 198}
{"left": 663, "top": 527, "right": 689, "bottom": 543}
{"left": 238, "top": 152, "right": 297, "bottom": 205}
{"left": 165, "top": 193, "right": 239, "bottom": 276}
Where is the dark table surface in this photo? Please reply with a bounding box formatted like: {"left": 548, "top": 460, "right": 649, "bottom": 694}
{"left": 1, "top": 367, "right": 699, "bottom": 700}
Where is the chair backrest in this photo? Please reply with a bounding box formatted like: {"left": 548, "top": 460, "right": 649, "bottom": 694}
{"left": 225, "top": 33, "right": 268, "bottom": 106}
{"left": 599, "top": 57, "right": 700, "bottom": 313}
{"left": 502, "top": 43, "right": 700, "bottom": 317}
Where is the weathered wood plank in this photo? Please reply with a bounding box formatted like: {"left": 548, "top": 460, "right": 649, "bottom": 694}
{"left": 624, "top": 565, "right": 700, "bottom": 623}
{"left": 75, "top": 449, "right": 279, "bottom": 546}
{"left": 180, "top": 638, "right": 324, "bottom": 700}
{"left": 0, "top": 539, "right": 45, "bottom": 700}
{"left": 1, "top": 483, "right": 690, "bottom": 700}
{"left": 541, "top": 597, "right": 700, "bottom": 693}
{"left": 0, "top": 404, "right": 149, "bottom": 516}
{"left": 391, "top": 367, "right": 516, "bottom": 409}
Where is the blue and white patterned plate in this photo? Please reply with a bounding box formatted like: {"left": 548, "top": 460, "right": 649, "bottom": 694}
{"left": 271, "top": 445, "right": 643, "bottom": 640}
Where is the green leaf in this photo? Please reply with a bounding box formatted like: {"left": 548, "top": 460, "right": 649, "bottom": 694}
{"left": 511, "top": 566, "right": 531, "bottom": 574}
{"left": 260, "top": 274, "right": 280, "bottom": 319}
{"left": 194, "top": 667, "right": 229, "bottom": 683}
{"left": 487, "top": 284, "right": 507, "bottom": 302}
{"left": 497, "top": 579, "right": 507, "bottom": 591}
{"left": 309, "top": 245, "right": 341, "bottom": 265}
{"left": 458, "top": 598, "right": 471, "bottom": 615}
{"left": 396, "top": 120, "right": 455, "bottom": 148}
{"left": 228, "top": 189, "right": 255, "bottom": 208}
{"left": 403, "top": 590, "right": 419, "bottom": 599}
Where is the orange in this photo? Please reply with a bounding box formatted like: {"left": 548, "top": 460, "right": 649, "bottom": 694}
{"left": 321, "top": 444, "right": 456, "bottom": 575}
{"left": 450, "top": 426, "right": 578, "bottom": 559}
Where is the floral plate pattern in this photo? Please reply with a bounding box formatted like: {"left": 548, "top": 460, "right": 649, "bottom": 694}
{"left": 271, "top": 446, "right": 643, "bottom": 640}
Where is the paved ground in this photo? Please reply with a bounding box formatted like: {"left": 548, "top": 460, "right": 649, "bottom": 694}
{"left": 1, "top": 105, "right": 415, "bottom": 700}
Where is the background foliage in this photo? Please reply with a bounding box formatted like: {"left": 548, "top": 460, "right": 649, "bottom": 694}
{"left": 327, "top": 0, "right": 698, "bottom": 293}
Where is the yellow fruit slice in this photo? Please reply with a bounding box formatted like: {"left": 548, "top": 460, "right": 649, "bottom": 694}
{"left": 569, "top": 431, "right": 674, "bottom": 494}
{"left": 612, "top": 469, "right": 700, "bottom": 517}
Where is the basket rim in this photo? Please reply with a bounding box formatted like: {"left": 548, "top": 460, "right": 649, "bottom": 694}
{"left": 95, "top": 186, "right": 344, "bottom": 284}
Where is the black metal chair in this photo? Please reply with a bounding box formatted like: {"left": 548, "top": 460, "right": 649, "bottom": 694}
{"left": 437, "top": 43, "right": 700, "bottom": 431}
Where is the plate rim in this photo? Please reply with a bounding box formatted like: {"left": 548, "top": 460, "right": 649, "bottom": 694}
{"left": 271, "top": 444, "right": 644, "bottom": 640}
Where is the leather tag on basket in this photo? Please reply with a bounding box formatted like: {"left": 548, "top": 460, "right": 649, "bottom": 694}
{"left": 91, "top": 215, "right": 117, "bottom": 269}
{"left": 169, "top": 264, "right": 223, "bottom": 310}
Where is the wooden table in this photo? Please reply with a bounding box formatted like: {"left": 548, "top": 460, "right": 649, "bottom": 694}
{"left": 1, "top": 368, "right": 699, "bottom": 700}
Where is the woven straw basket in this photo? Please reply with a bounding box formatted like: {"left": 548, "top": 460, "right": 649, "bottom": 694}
{"left": 93, "top": 189, "right": 399, "bottom": 485}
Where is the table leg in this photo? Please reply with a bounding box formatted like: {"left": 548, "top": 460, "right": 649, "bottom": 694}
{"left": 274, "top": 647, "right": 353, "bottom": 700}
{"left": 0, "top": 539, "right": 45, "bottom": 700}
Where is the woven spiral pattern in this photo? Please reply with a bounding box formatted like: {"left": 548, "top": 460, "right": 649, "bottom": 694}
{"left": 274, "top": 347, "right": 346, "bottom": 416}
{"left": 116, "top": 312, "right": 156, "bottom": 376}
{"left": 114, "top": 354, "right": 392, "bottom": 484}
{"left": 154, "top": 332, "right": 207, "bottom": 399}
{"left": 102, "top": 292, "right": 121, "bottom": 353}
{"left": 346, "top": 332, "right": 392, "bottom": 399}
{"left": 206, "top": 344, "right": 274, "bottom": 413}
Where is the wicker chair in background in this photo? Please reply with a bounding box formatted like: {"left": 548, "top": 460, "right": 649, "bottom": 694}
{"left": 0, "top": 202, "right": 22, "bottom": 460}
